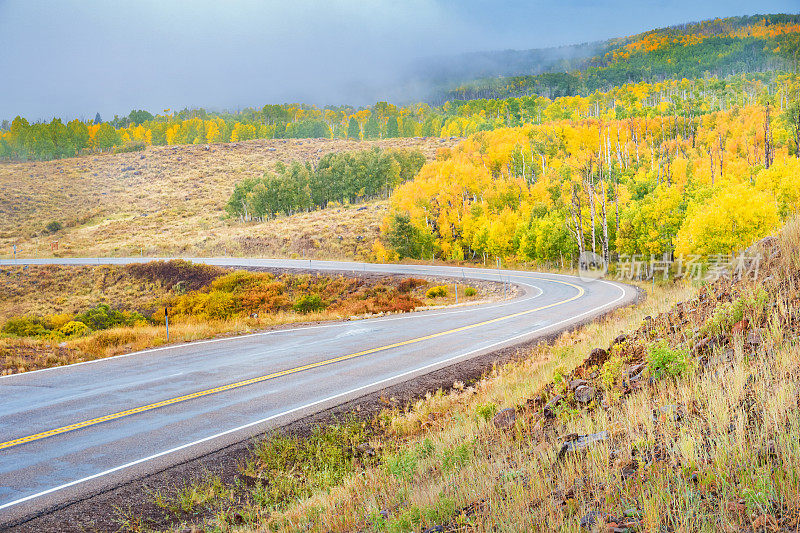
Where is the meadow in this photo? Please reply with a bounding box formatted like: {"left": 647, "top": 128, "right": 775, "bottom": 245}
{"left": 0, "top": 137, "right": 457, "bottom": 260}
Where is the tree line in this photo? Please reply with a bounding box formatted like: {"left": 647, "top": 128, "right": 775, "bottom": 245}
{"left": 1, "top": 72, "right": 792, "bottom": 162}
{"left": 225, "top": 148, "right": 425, "bottom": 220}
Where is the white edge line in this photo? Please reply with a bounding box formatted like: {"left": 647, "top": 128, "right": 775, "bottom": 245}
{"left": 0, "top": 280, "right": 631, "bottom": 512}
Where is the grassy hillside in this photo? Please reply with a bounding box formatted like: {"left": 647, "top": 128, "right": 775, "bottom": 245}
{"left": 0, "top": 137, "right": 457, "bottom": 259}
{"left": 117, "top": 222, "right": 800, "bottom": 532}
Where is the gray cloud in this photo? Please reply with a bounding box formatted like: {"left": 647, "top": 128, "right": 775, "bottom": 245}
{"left": 0, "top": 0, "right": 797, "bottom": 121}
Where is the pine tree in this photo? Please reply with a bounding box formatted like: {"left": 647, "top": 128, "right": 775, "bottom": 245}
{"left": 364, "top": 117, "right": 380, "bottom": 139}
{"left": 386, "top": 116, "right": 400, "bottom": 138}
{"left": 347, "top": 117, "right": 360, "bottom": 140}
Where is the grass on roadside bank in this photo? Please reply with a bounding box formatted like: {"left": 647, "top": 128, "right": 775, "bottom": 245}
{"left": 0, "top": 262, "right": 489, "bottom": 375}
{"left": 114, "top": 278, "right": 691, "bottom": 532}
{"left": 120, "top": 223, "right": 800, "bottom": 533}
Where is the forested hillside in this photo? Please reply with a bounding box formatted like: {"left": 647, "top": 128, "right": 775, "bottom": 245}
{"left": 443, "top": 14, "right": 800, "bottom": 100}
{"left": 1, "top": 15, "right": 798, "bottom": 162}
{"left": 380, "top": 75, "right": 800, "bottom": 262}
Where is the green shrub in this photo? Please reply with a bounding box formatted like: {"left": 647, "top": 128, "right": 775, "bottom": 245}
{"left": 464, "top": 286, "right": 477, "bottom": 297}
{"left": 1, "top": 316, "right": 50, "bottom": 337}
{"left": 59, "top": 320, "right": 91, "bottom": 338}
{"left": 702, "top": 287, "right": 768, "bottom": 336}
{"left": 475, "top": 402, "right": 498, "bottom": 422}
{"left": 74, "top": 304, "right": 144, "bottom": 330}
{"left": 647, "top": 341, "right": 688, "bottom": 380}
{"left": 440, "top": 442, "right": 472, "bottom": 472}
{"left": 293, "top": 294, "right": 326, "bottom": 314}
{"left": 426, "top": 285, "right": 448, "bottom": 298}
{"left": 384, "top": 450, "right": 418, "bottom": 481}
{"left": 45, "top": 220, "right": 62, "bottom": 234}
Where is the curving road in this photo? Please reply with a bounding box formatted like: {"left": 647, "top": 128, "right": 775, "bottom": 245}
{"left": 0, "top": 258, "right": 637, "bottom": 527}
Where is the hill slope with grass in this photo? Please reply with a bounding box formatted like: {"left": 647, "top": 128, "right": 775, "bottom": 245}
{"left": 108, "top": 222, "right": 800, "bottom": 532}
{"left": 0, "top": 137, "right": 457, "bottom": 260}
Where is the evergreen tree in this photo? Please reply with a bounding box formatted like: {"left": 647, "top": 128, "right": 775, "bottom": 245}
{"left": 386, "top": 116, "right": 399, "bottom": 138}
{"left": 347, "top": 117, "right": 360, "bottom": 140}
{"left": 364, "top": 117, "right": 380, "bottom": 139}
{"left": 128, "top": 109, "right": 154, "bottom": 125}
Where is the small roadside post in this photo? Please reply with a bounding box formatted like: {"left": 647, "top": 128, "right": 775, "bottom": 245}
{"left": 497, "top": 257, "right": 506, "bottom": 298}
{"left": 165, "top": 307, "right": 169, "bottom": 342}
{"left": 13, "top": 244, "right": 16, "bottom": 263}
{"left": 455, "top": 282, "right": 458, "bottom": 304}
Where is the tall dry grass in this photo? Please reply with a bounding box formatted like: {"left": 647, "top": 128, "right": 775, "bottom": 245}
{"left": 0, "top": 137, "right": 458, "bottom": 260}
{"left": 136, "top": 225, "right": 800, "bottom": 532}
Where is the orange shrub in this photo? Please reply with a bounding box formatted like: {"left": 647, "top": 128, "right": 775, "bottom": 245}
{"left": 240, "top": 281, "right": 290, "bottom": 313}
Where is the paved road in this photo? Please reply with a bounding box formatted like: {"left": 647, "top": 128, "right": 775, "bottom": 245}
{"left": 0, "top": 258, "right": 637, "bottom": 526}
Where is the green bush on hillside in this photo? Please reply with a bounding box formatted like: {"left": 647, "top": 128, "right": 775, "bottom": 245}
{"left": 74, "top": 304, "right": 145, "bottom": 330}
{"left": 1, "top": 317, "right": 50, "bottom": 337}
{"left": 647, "top": 341, "right": 688, "bottom": 380}
{"left": 293, "top": 294, "right": 326, "bottom": 314}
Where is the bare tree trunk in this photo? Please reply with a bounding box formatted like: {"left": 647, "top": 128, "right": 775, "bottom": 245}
{"left": 614, "top": 173, "right": 620, "bottom": 259}
{"left": 708, "top": 148, "right": 715, "bottom": 186}
{"left": 764, "top": 105, "right": 774, "bottom": 169}
{"left": 586, "top": 164, "right": 597, "bottom": 256}
{"left": 569, "top": 183, "right": 585, "bottom": 257}
{"left": 601, "top": 179, "right": 609, "bottom": 264}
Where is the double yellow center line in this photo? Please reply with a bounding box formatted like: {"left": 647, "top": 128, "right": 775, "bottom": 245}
{"left": 0, "top": 277, "right": 583, "bottom": 452}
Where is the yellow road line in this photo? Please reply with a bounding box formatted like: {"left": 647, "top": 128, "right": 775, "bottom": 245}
{"left": 0, "top": 276, "right": 583, "bottom": 452}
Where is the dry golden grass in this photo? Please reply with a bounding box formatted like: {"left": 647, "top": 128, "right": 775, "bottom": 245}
{"left": 132, "top": 224, "right": 800, "bottom": 532}
{"left": 224, "top": 233, "right": 796, "bottom": 532}
{"left": 0, "top": 264, "right": 169, "bottom": 318}
{"left": 0, "top": 263, "right": 494, "bottom": 375}
{"left": 0, "top": 137, "right": 458, "bottom": 259}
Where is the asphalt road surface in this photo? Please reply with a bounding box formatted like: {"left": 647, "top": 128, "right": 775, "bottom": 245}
{"left": 0, "top": 258, "right": 638, "bottom": 526}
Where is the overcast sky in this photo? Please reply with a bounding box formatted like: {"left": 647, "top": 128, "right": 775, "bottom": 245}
{"left": 1, "top": 0, "right": 797, "bottom": 121}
